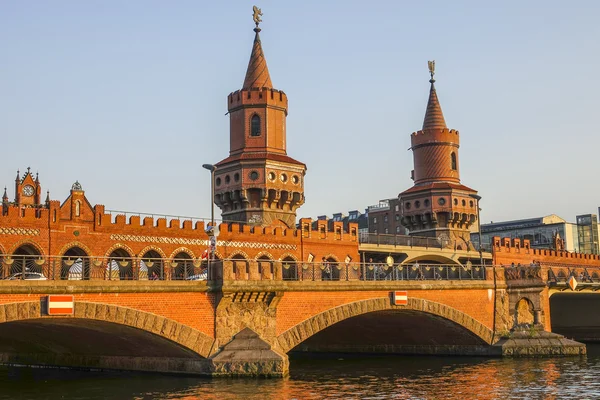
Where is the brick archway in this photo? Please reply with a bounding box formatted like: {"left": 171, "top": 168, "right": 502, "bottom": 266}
{"left": 276, "top": 297, "right": 493, "bottom": 353}
{"left": 0, "top": 301, "right": 215, "bottom": 358}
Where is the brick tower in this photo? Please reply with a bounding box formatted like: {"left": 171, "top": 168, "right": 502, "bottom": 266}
{"left": 399, "top": 63, "right": 479, "bottom": 250}
{"left": 214, "top": 13, "right": 306, "bottom": 228}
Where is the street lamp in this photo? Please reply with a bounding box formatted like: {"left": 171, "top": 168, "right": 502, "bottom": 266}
{"left": 202, "top": 164, "right": 217, "bottom": 279}
{"left": 469, "top": 193, "right": 484, "bottom": 267}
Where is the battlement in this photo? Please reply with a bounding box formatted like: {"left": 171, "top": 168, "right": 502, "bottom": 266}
{"left": 228, "top": 87, "right": 288, "bottom": 111}
{"left": 411, "top": 128, "right": 460, "bottom": 148}
{"left": 492, "top": 236, "right": 600, "bottom": 266}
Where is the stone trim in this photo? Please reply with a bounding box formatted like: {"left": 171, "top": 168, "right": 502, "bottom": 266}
{"left": 0, "top": 301, "right": 215, "bottom": 358}
{"left": 276, "top": 297, "right": 493, "bottom": 353}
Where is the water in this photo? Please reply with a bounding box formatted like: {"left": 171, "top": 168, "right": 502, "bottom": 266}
{"left": 3, "top": 347, "right": 600, "bottom": 399}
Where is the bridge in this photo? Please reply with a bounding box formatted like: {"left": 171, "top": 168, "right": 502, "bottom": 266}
{"left": 0, "top": 253, "right": 588, "bottom": 377}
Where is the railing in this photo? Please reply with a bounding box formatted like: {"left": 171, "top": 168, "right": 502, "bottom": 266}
{"left": 0, "top": 255, "right": 209, "bottom": 281}
{"left": 359, "top": 233, "right": 445, "bottom": 249}
{"left": 0, "top": 255, "right": 487, "bottom": 282}
{"left": 226, "top": 260, "right": 486, "bottom": 281}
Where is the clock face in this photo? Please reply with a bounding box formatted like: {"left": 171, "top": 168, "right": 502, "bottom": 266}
{"left": 23, "top": 185, "right": 35, "bottom": 197}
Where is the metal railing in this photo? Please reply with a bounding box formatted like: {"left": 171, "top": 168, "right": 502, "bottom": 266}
{"left": 0, "top": 255, "right": 487, "bottom": 282}
{"left": 226, "top": 260, "right": 486, "bottom": 282}
{"left": 0, "top": 255, "right": 209, "bottom": 281}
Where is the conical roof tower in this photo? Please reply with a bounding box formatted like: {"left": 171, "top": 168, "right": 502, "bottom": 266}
{"left": 213, "top": 7, "right": 306, "bottom": 228}
{"left": 398, "top": 62, "right": 479, "bottom": 250}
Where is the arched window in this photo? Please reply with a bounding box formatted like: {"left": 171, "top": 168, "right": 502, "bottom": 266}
{"left": 75, "top": 200, "right": 81, "bottom": 217}
{"left": 451, "top": 152, "right": 457, "bottom": 170}
{"left": 251, "top": 115, "right": 261, "bottom": 136}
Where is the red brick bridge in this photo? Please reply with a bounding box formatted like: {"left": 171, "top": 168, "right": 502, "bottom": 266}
{"left": 0, "top": 252, "right": 589, "bottom": 377}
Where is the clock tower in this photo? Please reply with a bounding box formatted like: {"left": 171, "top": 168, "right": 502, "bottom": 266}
{"left": 14, "top": 167, "right": 42, "bottom": 207}
{"left": 214, "top": 12, "right": 306, "bottom": 228}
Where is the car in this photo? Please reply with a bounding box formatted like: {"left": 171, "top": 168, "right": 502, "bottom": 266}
{"left": 185, "top": 270, "right": 208, "bottom": 281}
{"left": 6, "top": 272, "right": 47, "bottom": 280}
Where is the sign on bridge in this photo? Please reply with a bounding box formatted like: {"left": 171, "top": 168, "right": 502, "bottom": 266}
{"left": 392, "top": 291, "right": 408, "bottom": 306}
{"left": 47, "top": 295, "right": 74, "bottom": 315}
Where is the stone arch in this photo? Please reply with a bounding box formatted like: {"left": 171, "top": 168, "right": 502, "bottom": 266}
{"left": 281, "top": 254, "right": 298, "bottom": 281}
{"left": 103, "top": 243, "right": 134, "bottom": 259}
{"left": 139, "top": 246, "right": 168, "bottom": 281}
{"left": 0, "top": 301, "right": 214, "bottom": 358}
{"left": 169, "top": 247, "right": 196, "bottom": 260}
{"left": 8, "top": 240, "right": 45, "bottom": 256}
{"left": 279, "top": 253, "right": 298, "bottom": 262}
{"left": 228, "top": 250, "right": 250, "bottom": 260}
{"left": 138, "top": 245, "right": 167, "bottom": 260}
{"left": 59, "top": 242, "right": 92, "bottom": 281}
{"left": 276, "top": 297, "right": 493, "bottom": 353}
{"left": 255, "top": 251, "right": 274, "bottom": 260}
{"left": 57, "top": 241, "right": 93, "bottom": 258}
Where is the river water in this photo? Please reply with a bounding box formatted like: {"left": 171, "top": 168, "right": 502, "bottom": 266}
{"left": 3, "top": 347, "right": 600, "bottom": 400}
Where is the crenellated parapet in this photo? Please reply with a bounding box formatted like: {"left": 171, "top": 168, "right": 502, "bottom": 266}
{"left": 492, "top": 235, "right": 600, "bottom": 267}
{"left": 411, "top": 128, "right": 460, "bottom": 147}
{"left": 228, "top": 88, "right": 288, "bottom": 114}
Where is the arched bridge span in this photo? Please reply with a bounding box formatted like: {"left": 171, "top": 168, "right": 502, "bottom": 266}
{"left": 276, "top": 297, "right": 494, "bottom": 354}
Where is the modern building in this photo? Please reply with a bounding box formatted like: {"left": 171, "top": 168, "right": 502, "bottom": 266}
{"left": 576, "top": 214, "right": 599, "bottom": 254}
{"left": 478, "top": 215, "right": 579, "bottom": 252}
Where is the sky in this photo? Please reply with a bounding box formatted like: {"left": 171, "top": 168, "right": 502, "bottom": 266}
{"left": 1, "top": 1, "right": 599, "bottom": 225}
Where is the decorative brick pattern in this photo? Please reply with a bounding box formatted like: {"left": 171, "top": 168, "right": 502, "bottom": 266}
{"left": 0, "top": 227, "right": 40, "bottom": 236}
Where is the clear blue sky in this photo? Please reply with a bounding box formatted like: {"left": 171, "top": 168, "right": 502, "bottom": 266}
{"left": 1, "top": 1, "right": 599, "bottom": 224}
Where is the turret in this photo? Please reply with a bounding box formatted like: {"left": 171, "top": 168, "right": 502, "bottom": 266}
{"left": 399, "top": 62, "right": 479, "bottom": 251}
{"left": 214, "top": 7, "right": 306, "bottom": 228}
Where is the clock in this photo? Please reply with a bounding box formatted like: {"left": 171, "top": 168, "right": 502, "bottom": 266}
{"left": 23, "top": 185, "right": 35, "bottom": 197}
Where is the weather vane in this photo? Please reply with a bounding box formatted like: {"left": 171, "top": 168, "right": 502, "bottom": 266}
{"left": 428, "top": 60, "right": 435, "bottom": 82}
{"left": 252, "top": 5, "right": 263, "bottom": 28}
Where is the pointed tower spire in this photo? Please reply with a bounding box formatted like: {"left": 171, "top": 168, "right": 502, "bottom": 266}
{"left": 2, "top": 187, "right": 8, "bottom": 202}
{"left": 15, "top": 170, "right": 20, "bottom": 182}
{"left": 422, "top": 60, "right": 447, "bottom": 130}
{"left": 45, "top": 190, "right": 50, "bottom": 207}
{"left": 242, "top": 6, "right": 272, "bottom": 89}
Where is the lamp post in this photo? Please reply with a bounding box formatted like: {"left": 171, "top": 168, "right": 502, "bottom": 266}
{"left": 202, "top": 164, "right": 217, "bottom": 279}
{"left": 469, "top": 194, "right": 483, "bottom": 267}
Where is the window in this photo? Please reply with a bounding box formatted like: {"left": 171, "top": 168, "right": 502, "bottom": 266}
{"left": 395, "top": 214, "right": 400, "bottom": 221}
{"left": 373, "top": 217, "right": 377, "bottom": 224}
{"left": 451, "top": 152, "right": 457, "bottom": 170}
{"left": 396, "top": 226, "right": 401, "bottom": 233}
{"left": 384, "top": 215, "right": 388, "bottom": 223}
{"left": 395, "top": 205, "right": 399, "bottom": 212}
{"left": 251, "top": 115, "right": 261, "bottom": 136}
{"left": 384, "top": 228, "right": 389, "bottom": 234}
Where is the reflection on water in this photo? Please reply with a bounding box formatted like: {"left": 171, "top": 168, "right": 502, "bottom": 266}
{"left": 3, "top": 346, "right": 600, "bottom": 400}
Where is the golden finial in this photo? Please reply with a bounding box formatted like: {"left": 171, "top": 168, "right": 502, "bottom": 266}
{"left": 428, "top": 60, "right": 436, "bottom": 83}
{"left": 252, "top": 6, "right": 263, "bottom": 30}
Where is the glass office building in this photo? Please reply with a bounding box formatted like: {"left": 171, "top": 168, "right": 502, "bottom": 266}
{"left": 474, "top": 215, "right": 579, "bottom": 252}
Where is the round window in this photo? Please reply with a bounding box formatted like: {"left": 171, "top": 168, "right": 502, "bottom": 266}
{"left": 249, "top": 171, "right": 259, "bottom": 181}
{"left": 415, "top": 200, "right": 421, "bottom": 208}
{"left": 225, "top": 175, "right": 231, "bottom": 184}
{"left": 405, "top": 202, "right": 411, "bottom": 210}
{"left": 292, "top": 175, "right": 299, "bottom": 184}
{"left": 234, "top": 173, "right": 240, "bottom": 182}
{"left": 438, "top": 198, "right": 446, "bottom": 206}
{"left": 424, "top": 199, "right": 430, "bottom": 207}
{"left": 462, "top": 199, "right": 466, "bottom": 206}
{"left": 268, "top": 172, "right": 276, "bottom": 181}
{"left": 216, "top": 177, "right": 222, "bottom": 186}
{"left": 280, "top": 173, "right": 288, "bottom": 183}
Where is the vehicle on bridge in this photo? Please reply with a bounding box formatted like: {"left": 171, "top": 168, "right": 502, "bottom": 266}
{"left": 6, "top": 272, "right": 47, "bottom": 280}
